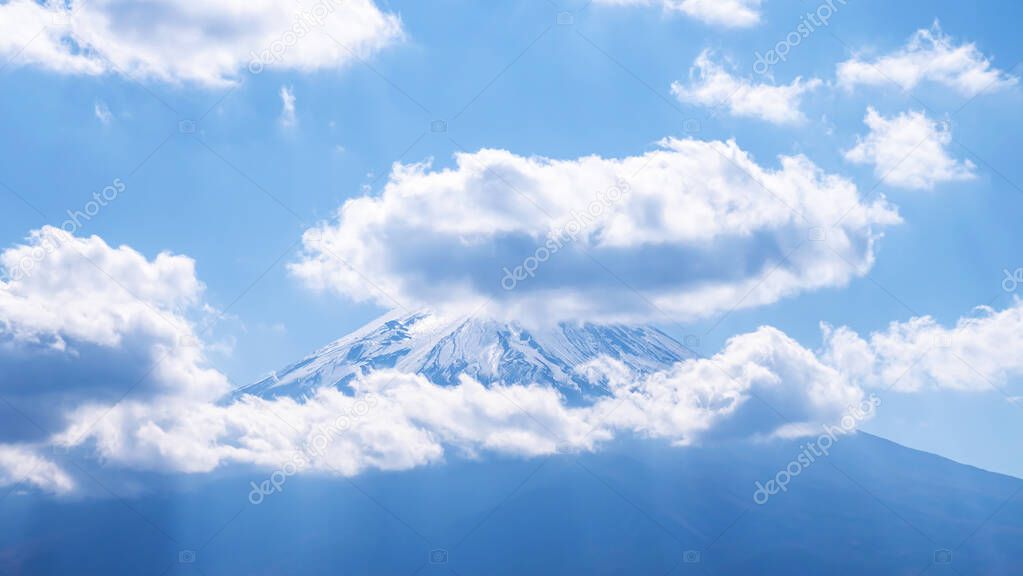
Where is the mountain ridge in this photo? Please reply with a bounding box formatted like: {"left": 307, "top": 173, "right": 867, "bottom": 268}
{"left": 236, "top": 309, "right": 695, "bottom": 400}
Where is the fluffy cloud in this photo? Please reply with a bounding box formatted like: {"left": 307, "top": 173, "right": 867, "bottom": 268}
{"left": 844, "top": 108, "right": 975, "bottom": 190}
{"left": 671, "top": 51, "right": 822, "bottom": 124}
{"left": 0, "top": 228, "right": 877, "bottom": 483}
{"left": 824, "top": 299, "right": 1023, "bottom": 393}
{"left": 1, "top": 228, "right": 201, "bottom": 350}
{"left": 0, "top": 227, "right": 227, "bottom": 493}
{"left": 596, "top": 0, "right": 762, "bottom": 28}
{"left": 0, "top": 445, "right": 74, "bottom": 495}
{"left": 9, "top": 221, "right": 1020, "bottom": 490}
{"left": 57, "top": 374, "right": 601, "bottom": 476}
{"left": 9, "top": 228, "right": 1023, "bottom": 493}
{"left": 837, "top": 22, "right": 1018, "bottom": 97}
{"left": 0, "top": 0, "right": 402, "bottom": 86}
{"left": 59, "top": 324, "right": 868, "bottom": 477}
{"left": 588, "top": 326, "right": 865, "bottom": 443}
{"left": 0, "top": 227, "right": 235, "bottom": 494}
{"left": 290, "top": 138, "right": 900, "bottom": 325}
{"left": 57, "top": 299, "right": 1023, "bottom": 482}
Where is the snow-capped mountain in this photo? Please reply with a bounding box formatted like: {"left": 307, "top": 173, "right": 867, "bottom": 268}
{"left": 237, "top": 310, "right": 693, "bottom": 400}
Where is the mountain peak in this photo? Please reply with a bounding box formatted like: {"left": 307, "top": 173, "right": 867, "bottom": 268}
{"left": 237, "top": 310, "right": 694, "bottom": 400}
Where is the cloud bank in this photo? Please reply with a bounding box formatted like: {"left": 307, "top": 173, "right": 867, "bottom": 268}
{"left": 290, "top": 138, "right": 899, "bottom": 325}
{"left": 5, "top": 228, "right": 1023, "bottom": 493}
{"left": 0, "top": 227, "right": 227, "bottom": 493}
{"left": 0, "top": 0, "right": 402, "bottom": 86}
{"left": 59, "top": 324, "right": 868, "bottom": 479}
{"left": 825, "top": 300, "right": 1023, "bottom": 393}
{"left": 73, "top": 296, "right": 1023, "bottom": 480}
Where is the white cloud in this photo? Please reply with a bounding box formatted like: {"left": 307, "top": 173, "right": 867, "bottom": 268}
{"left": 596, "top": 0, "right": 762, "bottom": 28}
{"left": 824, "top": 299, "right": 1023, "bottom": 393}
{"left": 837, "top": 22, "right": 1018, "bottom": 97}
{"left": 1, "top": 228, "right": 203, "bottom": 355}
{"left": 587, "top": 326, "right": 865, "bottom": 443}
{"left": 844, "top": 107, "right": 975, "bottom": 190}
{"left": 290, "top": 138, "right": 900, "bottom": 325}
{"left": 57, "top": 374, "right": 600, "bottom": 476}
{"left": 59, "top": 324, "right": 868, "bottom": 476}
{"left": 94, "top": 101, "right": 112, "bottom": 124}
{"left": 0, "top": 0, "right": 402, "bottom": 86}
{"left": 0, "top": 444, "right": 74, "bottom": 495}
{"left": 279, "top": 86, "right": 297, "bottom": 128}
{"left": 57, "top": 298, "right": 1023, "bottom": 483}
{"left": 0, "top": 226, "right": 872, "bottom": 489}
{"left": 0, "top": 227, "right": 233, "bottom": 494}
{"left": 4, "top": 223, "right": 1016, "bottom": 488}
{"left": 671, "top": 51, "right": 821, "bottom": 124}
{"left": 0, "top": 227, "right": 229, "bottom": 440}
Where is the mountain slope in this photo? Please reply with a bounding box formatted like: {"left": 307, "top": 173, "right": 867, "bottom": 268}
{"left": 4, "top": 433, "right": 1020, "bottom": 575}
{"left": 237, "top": 310, "right": 693, "bottom": 400}
{"left": 8, "top": 311, "right": 1023, "bottom": 574}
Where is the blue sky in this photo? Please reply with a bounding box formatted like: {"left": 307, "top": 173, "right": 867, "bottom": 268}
{"left": 1, "top": 0, "right": 1023, "bottom": 489}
